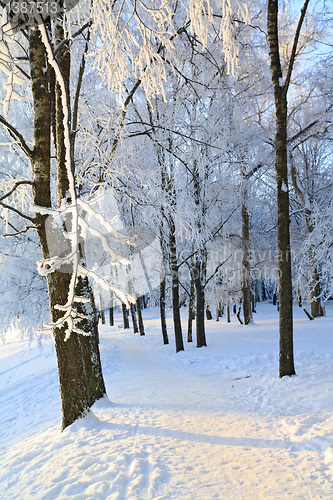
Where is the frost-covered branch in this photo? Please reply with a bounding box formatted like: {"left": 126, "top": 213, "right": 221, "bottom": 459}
{"left": 0, "top": 115, "right": 33, "bottom": 159}
{"left": 0, "top": 200, "right": 36, "bottom": 223}
{"left": 1, "top": 225, "right": 37, "bottom": 237}
{"left": 72, "top": 24, "right": 91, "bottom": 151}
{"left": 0, "top": 180, "right": 33, "bottom": 202}
{"left": 284, "top": 0, "right": 311, "bottom": 94}
{"left": 91, "top": 0, "right": 250, "bottom": 101}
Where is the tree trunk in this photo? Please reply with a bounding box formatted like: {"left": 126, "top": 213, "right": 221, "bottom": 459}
{"left": 169, "top": 217, "right": 184, "bottom": 352}
{"left": 309, "top": 267, "right": 323, "bottom": 318}
{"left": 30, "top": 25, "right": 106, "bottom": 429}
{"left": 54, "top": 23, "right": 106, "bottom": 414}
{"left": 267, "top": 0, "right": 296, "bottom": 377}
{"left": 30, "top": 27, "right": 106, "bottom": 430}
{"left": 122, "top": 303, "right": 130, "bottom": 329}
{"left": 99, "top": 295, "right": 105, "bottom": 324}
{"left": 226, "top": 304, "right": 230, "bottom": 323}
{"left": 109, "top": 307, "right": 114, "bottom": 326}
{"left": 193, "top": 259, "right": 207, "bottom": 348}
{"left": 73, "top": 276, "right": 106, "bottom": 409}
{"left": 136, "top": 297, "right": 145, "bottom": 336}
{"left": 236, "top": 305, "right": 244, "bottom": 325}
{"left": 241, "top": 198, "right": 253, "bottom": 325}
{"left": 130, "top": 303, "right": 139, "bottom": 333}
{"left": 159, "top": 250, "right": 169, "bottom": 344}
{"left": 187, "top": 275, "right": 195, "bottom": 342}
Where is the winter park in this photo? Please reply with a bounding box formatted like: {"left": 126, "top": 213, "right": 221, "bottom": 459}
{"left": 0, "top": 0, "right": 332, "bottom": 499}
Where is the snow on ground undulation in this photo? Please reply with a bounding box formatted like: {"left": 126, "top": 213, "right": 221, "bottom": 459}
{"left": 0, "top": 303, "right": 332, "bottom": 499}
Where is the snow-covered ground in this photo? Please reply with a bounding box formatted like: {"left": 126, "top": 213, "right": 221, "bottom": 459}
{"left": 0, "top": 302, "right": 332, "bottom": 499}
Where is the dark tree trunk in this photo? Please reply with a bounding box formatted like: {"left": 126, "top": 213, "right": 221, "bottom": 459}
{"left": 122, "top": 303, "right": 130, "bottom": 329}
{"left": 30, "top": 25, "right": 106, "bottom": 429}
{"left": 310, "top": 269, "right": 323, "bottom": 317}
{"left": 226, "top": 304, "right": 230, "bottom": 323}
{"left": 30, "top": 29, "right": 87, "bottom": 429}
{"left": 236, "top": 305, "right": 244, "bottom": 325}
{"left": 242, "top": 199, "right": 253, "bottom": 325}
{"left": 193, "top": 260, "right": 207, "bottom": 348}
{"left": 74, "top": 277, "right": 106, "bottom": 408}
{"left": 53, "top": 23, "right": 106, "bottom": 415}
{"left": 273, "top": 292, "right": 278, "bottom": 306}
{"left": 187, "top": 275, "right": 195, "bottom": 342}
{"left": 191, "top": 158, "right": 207, "bottom": 348}
{"left": 130, "top": 303, "right": 139, "bottom": 333}
{"left": 158, "top": 152, "right": 172, "bottom": 346}
{"left": 267, "top": 0, "right": 298, "bottom": 377}
{"left": 169, "top": 217, "right": 184, "bottom": 352}
{"left": 159, "top": 252, "right": 169, "bottom": 344}
{"left": 136, "top": 297, "right": 145, "bottom": 336}
{"left": 109, "top": 307, "right": 114, "bottom": 326}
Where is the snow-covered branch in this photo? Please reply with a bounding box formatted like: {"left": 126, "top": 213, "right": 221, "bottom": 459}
{"left": 0, "top": 114, "right": 33, "bottom": 159}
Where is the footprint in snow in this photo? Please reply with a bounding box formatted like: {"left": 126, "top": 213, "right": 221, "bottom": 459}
{"left": 106, "top": 450, "right": 170, "bottom": 500}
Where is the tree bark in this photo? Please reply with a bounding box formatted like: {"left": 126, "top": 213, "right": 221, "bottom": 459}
{"left": 267, "top": 0, "right": 295, "bottom": 377}
{"left": 159, "top": 241, "right": 169, "bottom": 344}
{"left": 109, "top": 307, "right": 114, "bottom": 326}
{"left": 194, "top": 259, "right": 207, "bottom": 347}
{"left": 169, "top": 215, "right": 184, "bottom": 352}
{"left": 53, "top": 21, "right": 106, "bottom": 417}
{"left": 216, "top": 303, "right": 222, "bottom": 321}
{"left": 241, "top": 199, "right": 253, "bottom": 325}
{"left": 136, "top": 297, "right": 145, "bottom": 336}
{"left": 130, "top": 303, "right": 139, "bottom": 333}
{"left": 30, "top": 26, "right": 105, "bottom": 430}
{"left": 99, "top": 294, "right": 105, "bottom": 324}
{"left": 309, "top": 268, "right": 323, "bottom": 317}
{"left": 191, "top": 159, "right": 207, "bottom": 348}
{"left": 226, "top": 304, "right": 230, "bottom": 323}
{"left": 122, "top": 303, "right": 130, "bottom": 329}
{"left": 187, "top": 274, "right": 195, "bottom": 342}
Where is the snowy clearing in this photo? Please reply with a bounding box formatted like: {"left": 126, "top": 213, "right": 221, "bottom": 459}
{"left": 0, "top": 302, "right": 332, "bottom": 499}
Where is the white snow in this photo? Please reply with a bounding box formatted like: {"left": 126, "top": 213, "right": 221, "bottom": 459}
{"left": 0, "top": 302, "right": 332, "bottom": 499}
{"left": 281, "top": 180, "right": 288, "bottom": 193}
{"left": 279, "top": 77, "right": 286, "bottom": 88}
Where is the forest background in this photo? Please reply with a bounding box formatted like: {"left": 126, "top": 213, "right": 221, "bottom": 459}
{"left": 0, "top": 0, "right": 332, "bottom": 428}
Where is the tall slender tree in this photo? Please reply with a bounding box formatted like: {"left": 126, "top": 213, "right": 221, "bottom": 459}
{"left": 267, "top": 0, "right": 310, "bottom": 377}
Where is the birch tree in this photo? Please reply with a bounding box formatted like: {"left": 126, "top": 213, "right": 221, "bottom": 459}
{"left": 267, "top": 0, "right": 313, "bottom": 377}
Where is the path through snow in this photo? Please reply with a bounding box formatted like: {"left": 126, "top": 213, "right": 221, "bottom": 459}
{"left": 0, "top": 303, "right": 332, "bottom": 499}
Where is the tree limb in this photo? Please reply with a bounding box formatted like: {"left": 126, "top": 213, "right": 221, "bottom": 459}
{"left": 2, "top": 225, "right": 38, "bottom": 237}
{"left": 0, "top": 180, "right": 33, "bottom": 202}
{"left": 285, "top": 0, "right": 311, "bottom": 93}
{"left": 72, "top": 24, "right": 91, "bottom": 152}
{"left": 0, "top": 201, "right": 36, "bottom": 223}
{"left": 245, "top": 163, "right": 262, "bottom": 180}
{"left": 0, "top": 115, "right": 33, "bottom": 159}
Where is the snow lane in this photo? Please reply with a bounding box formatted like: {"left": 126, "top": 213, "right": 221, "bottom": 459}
{"left": 0, "top": 303, "right": 332, "bottom": 499}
